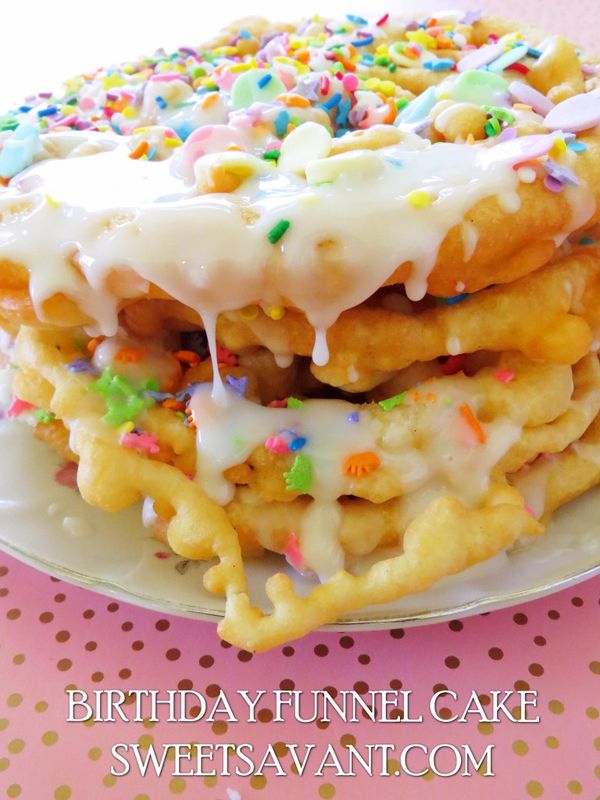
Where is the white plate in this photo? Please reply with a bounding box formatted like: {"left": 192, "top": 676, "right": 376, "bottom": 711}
{"left": 1, "top": 417, "right": 599, "bottom": 630}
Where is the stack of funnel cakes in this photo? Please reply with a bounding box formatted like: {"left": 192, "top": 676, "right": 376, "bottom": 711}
{"left": 2, "top": 11, "right": 600, "bottom": 650}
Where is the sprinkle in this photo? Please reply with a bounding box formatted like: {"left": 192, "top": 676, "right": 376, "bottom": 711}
{"left": 216, "top": 343, "right": 238, "bottom": 366}
{"left": 262, "top": 149, "right": 281, "bottom": 160}
{"left": 543, "top": 174, "right": 564, "bottom": 193}
{"left": 35, "top": 409, "right": 56, "bottom": 424}
{"left": 274, "top": 110, "right": 290, "bottom": 138}
{"left": 257, "top": 73, "right": 272, "bottom": 89}
{"left": 459, "top": 403, "right": 487, "bottom": 444}
{"left": 527, "top": 47, "right": 542, "bottom": 58}
{"left": 155, "top": 95, "right": 168, "bottom": 110}
{"left": 267, "top": 219, "right": 291, "bottom": 244}
{"left": 494, "top": 370, "right": 515, "bottom": 384}
{"left": 287, "top": 397, "right": 304, "bottom": 409}
{"left": 342, "top": 73, "right": 359, "bottom": 92}
{"left": 266, "top": 306, "right": 286, "bottom": 320}
{"left": 289, "top": 436, "right": 307, "bottom": 451}
{"left": 484, "top": 117, "right": 501, "bottom": 137}
{"left": 283, "top": 532, "right": 304, "bottom": 571}
{"left": 322, "top": 92, "right": 342, "bottom": 111}
{"left": 225, "top": 374, "right": 248, "bottom": 396}
{"left": 542, "top": 159, "right": 580, "bottom": 187}
{"left": 67, "top": 358, "right": 99, "bottom": 374}
{"left": 343, "top": 451, "right": 381, "bottom": 477}
{"left": 284, "top": 454, "right": 312, "bottom": 493}
{"left": 89, "top": 367, "right": 157, "bottom": 426}
{"left": 7, "top": 397, "right": 36, "bottom": 418}
{"left": 423, "top": 57, "right": 455, "bottom": 71}
{"left": 114, "top": 347, "right": 145, "bottom": 363}
{"left": 567, "top": 140, "right": 587, "bottom": 152}
{"left": 376, "top": 13, "right": 390, "bottom": 26}
{"left": 265, "top": 435, "right": 290, "bottom": 453}
{"left": 346, "top": 411, "right": 360, "bottom": 423}
{"left": 120, "top": 430, "right": 160, "bottom": 454}
{"left": 54, "top": 461, "right": 78, "bottom": 490}
{"left": 378, "top": 392, "right": 406, "bottom": 411}
{"left": 38, "top": 106, "right": 58, "bottom": 117}
{"left": 351, "top": 34, "right": 374, "bottom": 47}
{"left": 407, "top": 190, "right": 431, "bottom": 208}
{"left": 579, "top": 236, "right": 596, "bottom": 245}
{"left": 129, "top": 140, "right": 149, "bottom": 159}
{"left": 173, "top": 349, "right": 201, "bottom": 365}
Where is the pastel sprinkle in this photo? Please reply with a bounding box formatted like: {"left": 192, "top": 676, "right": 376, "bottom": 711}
{"left": 343, "top": 451, "right": 381, "bottom": 477}
{"left": 378, "top": 392, "right": 406, "bottom": 411}
{"left": 54, "top": 461, "right": 78, "bottom": 490}
{"left": 35, "top": 409, "right": 56, "bottom": 424}
{"left": 67, "top": 358, "right": 99, "bottom": 374}
{"left": 346, "top": 411, "right": 360, "bottom": 423}
{"left": 542, "top": 159, "right": 580, "bottom": 186}
{"left": 120, "top": 430, "right": 160, "bottom": 454}
{"left": 283, "top": 532, "right": 304, "bottom": 571}
{"left": 265, "top": 435, "right": 290, "bottom": 454}
{"left": 225, "top": 374, "right": 248, "bottom": 396}
{"left": 267, "top": 219, "right": 291, "bottom": 244}
{"left": 579, "top": 236, "right": 596, "bottom": 245}
{"left": 423, "top": 57, "right": 455, "bottom": 72}
{"left": 494, "top": 370, "right": 515, "bottom": 384}
{"left": 567, "top": 140, "right": 587, "bottom": 152}
{"left": 287, "top": 397, "right": 304, "bottom": 409}
{"left": 407, "top": 189, "right": 431, "bottom": 207}
{"left": 284, "top": 454, "right": 312, "bottom": 493}
{"left": 459, "top": 403, "right": 487, "bottom": 444}
{"left": 257, "top": 73, "right": 272, "bottom": 89}
{"left": 543, "top": 174, "right": 564, "bottom": 193}
{"left": 7, "top": 397, "right": 36, "bottom": 418}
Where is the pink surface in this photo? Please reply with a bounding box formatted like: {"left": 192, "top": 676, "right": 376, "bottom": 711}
{"left": 2, "top": 3, "right": 600, "bottom": 799}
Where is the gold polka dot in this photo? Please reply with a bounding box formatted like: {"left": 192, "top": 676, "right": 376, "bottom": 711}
{"left": 7, "top": 786, "right": 21, "bottom": 798}
{"left": 272, "top": 742, "right": 287, "bottom": 758}
{"left": 595, "top": 764, "right": 600, "bottom": 779}
{"left": 340, "top": 734, "right": 356, "bottom": 748}
{"left": 513, "top": 740, "right": 529, "bottom": 756}
{"left": 385, "top": 758, "right": 400, "bottom": 776}
{"left": 102, "top": 774, "right": 117, "bottom": 788}
{"left": 34, "top": 701, "right": 48, "bottom": 713}
{"left": 0, "top": 718, "right": 9, "bottom": 731}
{"left": 134, "top": 795, "right": 151, "bottom": 800}
{"left": 319, "top": 784, "right": 336, "bottom": 799}
{"left": 83, "top": 718, "right": 95, "bottom": 728}
{"left": 594, "top": 737, "right": 600, "bottom": 751}
{"left": 211, "top": 720, "right": 228, "bottom": 735}
{"left": 478, "top": 722, "right": 494, "bottom": 735}
{"left": 589, "top": 661, "right": 600, "bottom": 675}
{"left": 546, "top": 736, "right": 560, "bottom": 749}
{"left": 8, "top": 739, "right": 24, "bottom": 754}
{"left": 422, "top": 769, "right": 434, "bottom": 781}
{"left": 203, "top": 777, "right": 217, "bottom": 788}
{"left": 250, "top": 775, "right": 267, "bottom": 790}
{"left": 527, "top": 780, "right": 544, "bottom": 797}
{"left": 42, "top": 730, "right": 59, "bottom": 746}
{"left": 549, "top": 700, "right": 564, "bottom": 714}
{"left": 12, "top": 654, "right": 25, "bottom": 665}
{"left": 169, "top": 777, "right": 186, "bottom": 794}
{"left": 568, "top": 781, "right": 583, "bottom": 795}
{"left": 7, "top": 693, "right": 23, "bottom": 708}
{"left": 88, "top": 747, "right": 102, "bottom": 761}
{"left": 0, "top": 758, "right": 9, "bottom": 772}
{"left": 54, "top": 787, "right": 72, "bottom": 800}
{"left": 137, "top": 734, "right": 154, "bottom": 750}
{"left": 586, "top": 706, "right": 599, "bottom": 719}
{"left": 142, "top": 718, "right": 156, "bottom": 729}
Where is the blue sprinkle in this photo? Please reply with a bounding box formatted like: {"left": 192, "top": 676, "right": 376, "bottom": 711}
{"left": 0, "top": 122, "right": 41, "bottom": 179}
{"left": 18, "top": 105, "right": 32, "bottom": 113}
{"left": 395, "top": 85, "right": 437, "bottom": 125}
{"left": 289, "top": 436, "right": 307, "bottom": 451}
{"left": 527, "top": 47, "right": 542, "bottom": 58}
{"left": 444, "top": 293, "right": 469, "bottom": 305}
{"left": 567, "top": 140, "right": 588, "bottom": 153}
{"left": 174, "top": 382, "right": 204, "bottom": 401}
{"left": 147, "top": 145, "right": 157, "bottom": 160}
{"left": 226, "top": 374, "right": 248, "bottom": 396}
{"left": 347, "top": 14, "right": 368, "bottom": 25}
{"left": 351, "top": 34, "right": 374, "bottom": 47}
{"left": 346, "top": 411, "right": 360, "bottom": 424}
{"left": 67, "top": 358, "right": 99, "bottom": 374}
{"left": 335, "top": 97, "right": 351, "bottom": 127}
{"left": 322, "top": 92, "right": 342, "bottom": 111}
{"left": 361, "top": 53, "right": 375, "bottom": 65}
{"left": 385, "top": 156, "right": 403, "bottom": 167}
{"left": 37, "top": 106, "right": 58, "bottom": 117}
{"left": 579, "top": 236, "right": 596, "bottom": 245}
{"left": 155, "top": 96, "right": 168, "bottom": 110}
{"left": 239, "top": 28, "right": 252, "bottom": 39}
{"left": 257, "top": 73, "right": 272, "bottom": 89}
{"left": 275, "top": 110, "right": 290, "bottom": 138}
{"left": 423, "top": 57, "right": 455, "bottom": 72}
{"left": 335, "top": 127, "right": 349, "bottom": 138}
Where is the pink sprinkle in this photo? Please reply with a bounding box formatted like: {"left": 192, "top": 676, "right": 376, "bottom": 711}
{"left": 376, "top": 12, "right": 389, "bottom": 26}
{"left": 154, "top": 551, "right": 170, "bottom": 559}
{"left": 7, "top": 397, "right": 36, "bottom": 418}
{"left": 524, "top": 504, "right": 537, "bottom": 519}
{"left": 120, "top": 431, "right": 160, "bottom": 454}
{"left": 494, "top": 370, "right": 515, "bottom": 384}
{"left": 544, "top": 174, "right": 564, "bottom": 193}
{"left": 342, "top": 73, "right": 359, "bottom": 92}
{"left": 283, "top": 532, "right": 304, "bottom": 571}
{"left": 320, "top": 74, "right": 330, "bottom": 96}
{"left": 265, "top": 435, "right": 290, "bottom": 454}
{"left": 216, "top": 343, "right": 238, "bottom": 365}
{"left": 150, "top": 72, "right": 183, "bottom": 82}
{"left": 54, "top": 461, "right": 78, "bottom": 490}
{"left": 79, "top": 96, "right": 96, "bottom": 110}
{"left": 268, "top": 399, "right": 288, "bottom": 408}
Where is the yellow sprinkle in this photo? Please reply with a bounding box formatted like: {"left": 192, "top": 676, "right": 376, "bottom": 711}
{"left": 549, "top": 138, "right": 567, "bottom": 158}
{"left": 365, "top": 77, "right": 381, "bottom": 91}
{"left": 239, "top": 305, "right": 259, "bottom": 321}
{"left": 119, "top": 421, "right": 135, "bottom": 435}
{"left": 122, "top": 107, "right": 137, "bottom": 120}
{"left": 45, "top": 193, "right": 60, "bottom": 208}
{"left": 229, "top": 62, "right": 253, "bottom": 73}
{"left": 406, "top": 30, "right": 437, "bottom": 50}
{"left": 379, "top": 80, "right": 397, "bottom": 97}
{"left": 102, "top": 74, "right": 126, "bottom": 90}
{"left": 164, "top": 137, "right": 182, "bottom": 147}
{"left": 513, "top": 103, "right": 533, "bottom": 111}
{"left": 212, "top": 46, "right": 239, "bottom": 56}
{"left": 133, "top": 126, "right": 149, "bottom": 135}
{"left": 122, "top": 65, "right": 136, "bottom": 75}
{"left": 273, "top": 56, "right": 310, "bottom": 73}
{"left": 267, "top": 306, "right": 285, "bottom": 321}
{"left": 407, "top": 190, "right": 431, "bottom": 208}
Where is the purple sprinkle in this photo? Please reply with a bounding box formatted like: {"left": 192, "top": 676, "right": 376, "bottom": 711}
{"left": 67, "top": 358, "right": 99, "bottom": 374}
{"left": 143, "top": 390, "right": 175, "bottom": 401}
{"left": 179, "top": 46, "right": 200, "bottom": 56}
{"left": 226, "top": 374, "right": 248, "bottom": 396}
{"left": 582, "top": 64, "right": 598, "bottom": 76}
{"left": 295, "top": 77, "right": 320, "bottom": 102}
{"left": 543, "top": 174, "right": 564, "bottom": 193}
{"left": 175, "top": 382, "right": 204, "bottom": 401}
{"left": 405, "top": 20, "right": 419, "bottom": 31}
{"left": 38, "top": 91, "right": 53, "bottom": 99}
{"left": 542, "top": 158, "right": 580, "bottom": 186}
{"left": 462, "top": 9, "right": 482, "bottom": 25}
{"left": 347, "top": 411, "right": 360, "bottom": 424}
{"left": 106, "top": 92, "right": 119, "bottom": 101}
{"left": 348, "top": 106, "right": 367, "bottom": 127}
{"left": 75, "top": 121, "right": 94, "bottom": 130}
{"left": 497, "top": 126, "right": 518, "bottom": 143}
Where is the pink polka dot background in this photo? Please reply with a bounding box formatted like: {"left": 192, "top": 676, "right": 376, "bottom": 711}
{"left": 1, "top": 2, "right": 600, "bottom": 798}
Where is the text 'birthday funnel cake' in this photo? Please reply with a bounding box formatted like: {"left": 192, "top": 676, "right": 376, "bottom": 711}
{"left": 2, "top": 10, "right": 600, "bottom": 649}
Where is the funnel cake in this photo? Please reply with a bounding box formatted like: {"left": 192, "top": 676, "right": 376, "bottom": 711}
{"left": 2, "top": 10, "right": 600, "bottom": 650}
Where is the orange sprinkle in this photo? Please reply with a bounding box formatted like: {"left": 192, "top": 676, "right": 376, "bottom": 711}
{"left": 276, "top": 93, "right": 311, "bottom": 108}
{"left": 513, "top": 103, "right": 533, "bottom": 111}
{"left": 226, "top": 144, "right": 243, "bottom": 151}
{"left": 111, "top": 96, "right": 129, "bottom": 113}
{"left": 193, "top": 77, "right": 204, "bottom": 90}
{"left": 411, "top": 390, "right": 420, "bottom": 402}
{"left": 129, "top": 140, "right": 149, "bottom": 160}
{"left": 425, "top": 392, "right": 437, "bottom": 403}
{"left": 295, "top": 49, "right": 310, "bottom": 64}
{"left": 339, "top": 56, "right": 357, "bottom": 72}
{"left": 384, "top": 98, "right": 397, "bottom": 124}
{"left": 173, "top": 349, "right": 201, "bottom": 366}
{"left": 86, "top": 336, "right": 105, "bottom": 355}
{"left": 114, "top": 347, "right": 145, "bottom": 363}
{"left": 162, "top": 398, "right": 185, "bottom": 412}
{"left": 0, "top": 177, "right": 10, "bottom": 187}
{"left": 459, "top": 403, "right": 487, "bottom": 444}
{"left": 200, "top": 92, "right": 219, "bottom": 109}
{"left": 343, "top": 451, "right": 381, "bottom": 478}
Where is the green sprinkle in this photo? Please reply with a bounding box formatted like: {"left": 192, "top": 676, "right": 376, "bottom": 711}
{"left": 262, "top": 149, "right": 281, "bottom": 161}
{"left": 284, "top": 454, "right": 312, "bottom": 494}
{"left": 267, "top": 219, "right": 291, "bottom": 244}
{"left": 375, "top": 55, "right": 390, "bottom": 66}
{"left": 89, "top": 367, "right": 157, "bottom": 426}
{"left": 442, "top": 396, "right": 453, "bottom": 407}
{"left": 484, "top": 105, "right": 516, "bottom": 124}
{"left": 378, "top": 392, "right": 406, "bottom": 411}
{"left": 287, "top": 397, "right": 304, "bottom": 409}
{"left": 396, "top": 97, "right": 409, "bottom": 111}
{"left": 484, "top": 118, "right": 501, "bottom": 138}
{"left": 389, "top": 63, "right": 398, "bottom": 73}
{"left": 35, "top": 409, "right": 56, "bottom": 424}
